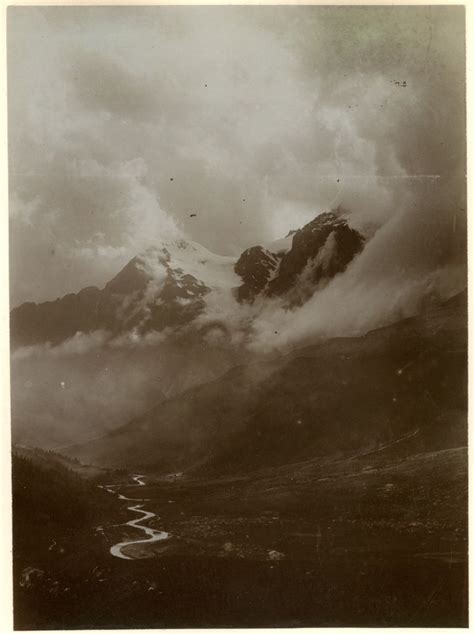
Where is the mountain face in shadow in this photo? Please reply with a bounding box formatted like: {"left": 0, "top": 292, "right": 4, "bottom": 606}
{"left": 234, "top": 211, "right": 364, "bottom": 305}
{"left": 66, "top": 291, "right": 467, "bottom": 475}
{"left": 266, "top": 211, "right": 364, "bottom": 302}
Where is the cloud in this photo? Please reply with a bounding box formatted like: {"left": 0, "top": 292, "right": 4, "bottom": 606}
{"left": 11, "top": 331, "right": 110, "bottom": 361}
{"left": 70, "top": 51, "right": 159, "bottom": 119}
{"left": 8, "top": 4, "right": 465, "bottom": 334}
{"left": 246, "top": 191, "right": 466, "bottom": 352}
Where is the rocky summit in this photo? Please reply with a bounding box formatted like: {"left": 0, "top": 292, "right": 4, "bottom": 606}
{"left": 235, "top": 210, "right": 364, "bottom": 305}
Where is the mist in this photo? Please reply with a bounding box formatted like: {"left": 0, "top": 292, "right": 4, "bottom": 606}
{"left": 9, "top": 6, "right": 465, "bottom": 306}
{"left": 8, "top": 6, "right": 466, "bottom": 447}
{"left": 11, "top": 333, "right": 251, "bottom": 449}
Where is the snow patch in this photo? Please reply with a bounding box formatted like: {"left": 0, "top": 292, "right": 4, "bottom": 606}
{"left": 140, "top": 240, "right": 239, "bottom": 292}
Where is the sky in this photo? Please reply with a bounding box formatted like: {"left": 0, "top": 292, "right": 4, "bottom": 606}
{"left": 8, "top": 5, "right": 466, "bottom": 307}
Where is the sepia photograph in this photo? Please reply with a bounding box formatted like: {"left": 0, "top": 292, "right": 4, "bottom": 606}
{"left": 7, "top": 4, "right": 467, "bottom": 629}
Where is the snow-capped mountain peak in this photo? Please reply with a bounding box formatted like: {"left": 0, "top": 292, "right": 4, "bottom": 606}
{"left": 10, "top": 211, "right": 365, "bottom": 348}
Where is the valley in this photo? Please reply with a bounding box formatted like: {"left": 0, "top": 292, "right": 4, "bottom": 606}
{"left": 13, "top": 440, "right": 467, "bottom": 629}
{"left": 8, "top": 6, "right": 468, "bottom": 630}
{"left": 10, "top": 219, "right": 468, "bottom": 629}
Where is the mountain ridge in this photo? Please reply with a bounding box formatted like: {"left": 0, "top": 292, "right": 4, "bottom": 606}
{"left": 11, "top": 210, "right": 364, "bottom": 348}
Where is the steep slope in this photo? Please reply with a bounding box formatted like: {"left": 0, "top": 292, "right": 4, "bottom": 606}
{"left": 10, "top": 239, "right": 238, "bottom": 348}
{"left": 234, "top": 246, "right": 281, "bottom": 302}
{"left": 234, "top": 211, "right": 364, "bottom": 305}
{"left": 67, "top": 292, "right": 467, "bottom": 473}
{"left": 265, "top": 211, "right": 364, "bottom": 302}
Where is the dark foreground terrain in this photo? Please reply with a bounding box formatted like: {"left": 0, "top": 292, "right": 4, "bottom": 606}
{"left": 13, "top": 440, "right": 467, "bottom": 629}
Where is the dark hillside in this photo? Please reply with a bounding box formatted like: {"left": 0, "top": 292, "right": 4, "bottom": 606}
{"left": 68, "top": 292, "right": 467, "bottom": 474}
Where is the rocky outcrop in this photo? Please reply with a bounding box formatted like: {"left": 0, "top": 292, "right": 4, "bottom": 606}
{"left": 234, "top": 246, "right": 281, "bottom": 302}
{"left": 266, "top": 211, "right": 364, "bottom": 302}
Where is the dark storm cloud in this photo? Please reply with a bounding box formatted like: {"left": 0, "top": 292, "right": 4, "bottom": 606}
{"left": 8, "top": 5, "right": 465, "bottom": 309}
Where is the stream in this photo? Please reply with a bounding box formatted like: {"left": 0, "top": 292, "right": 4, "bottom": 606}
{"left": 100, "top": 474, "right": 170, "bottom": 560}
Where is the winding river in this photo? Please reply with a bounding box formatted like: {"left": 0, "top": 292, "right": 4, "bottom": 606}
{"left": 100, "top": 474, "right": 170, "bottom": 560}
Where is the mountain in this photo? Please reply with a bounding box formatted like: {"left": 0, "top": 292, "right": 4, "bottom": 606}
{"left": 10, "top": 239, "right": 238, "bottom": 348}
{"left": 10, "top": 240, "right": 244, "bottom": 449}
{"left": 266, "top": 211, "right": 364, "bottom": 302}
{"left": 65, "top": 291, "right": 467, "bottom": 474}
{"left": 10, "top": 210, "right": 364, "bottom": 349}
{"left": 235, "top": 211, "right": 364, "bottom": 305}
{"left": 234, "top": 246, "right": 281, "bottom": 302}
{"left": 10, "top": 209, "right": 367, "bottom": 450}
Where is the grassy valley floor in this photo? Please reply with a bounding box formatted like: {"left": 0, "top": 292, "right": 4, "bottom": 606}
{"left": 13, "top": 444, "right": 467, "bottom": 628}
